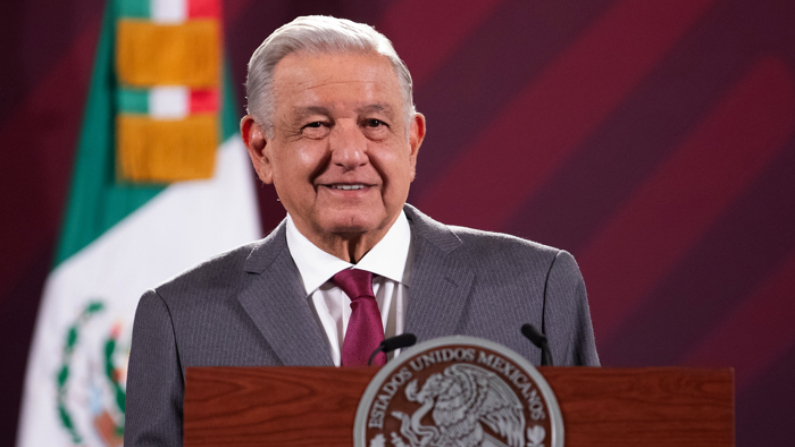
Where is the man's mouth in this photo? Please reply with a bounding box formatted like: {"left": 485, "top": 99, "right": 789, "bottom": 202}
{"left": 329, "top": 184, "right": 367, "bottom": 191}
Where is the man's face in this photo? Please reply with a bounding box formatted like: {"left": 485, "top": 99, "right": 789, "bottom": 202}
{"left": 243, "top": 51, "right": 425, "bottom": 251}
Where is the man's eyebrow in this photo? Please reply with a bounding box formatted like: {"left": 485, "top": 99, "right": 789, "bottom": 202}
{"left": 291, "top": 106, "right": 331, "bottom": 121}
{"left": 356, "top": 103, "right": 396, "bottom": 118}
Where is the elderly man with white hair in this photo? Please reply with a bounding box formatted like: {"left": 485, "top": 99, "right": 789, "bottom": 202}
{"left": 124, "top": 15, "right": 598, "bottom": 446}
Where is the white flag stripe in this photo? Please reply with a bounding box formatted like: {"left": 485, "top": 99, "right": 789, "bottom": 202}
{"left": 151, "top": 0, "right": 187, "bottom": 24}
{"left": 149, "top": 86, "right": 189, "bottom": 118}
{"left": 16, "top": 138, "right": 260, "bottom": 447}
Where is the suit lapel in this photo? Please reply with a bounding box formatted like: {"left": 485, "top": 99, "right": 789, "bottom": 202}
{"left": 238, "top": 223, "right": 334, "bottom": 366}
{"left": 235, "top": 206, "right": 473, "bottom": 362}
{"left": 403, "top": 205, "right": 474, "bottom": 342}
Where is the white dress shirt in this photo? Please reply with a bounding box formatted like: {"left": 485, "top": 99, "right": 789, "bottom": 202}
{"left": 285, "top": 211, "right": 412, "bottom": 366}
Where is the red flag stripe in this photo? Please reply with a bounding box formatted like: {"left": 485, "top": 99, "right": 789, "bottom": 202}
{"left": 579, "top": 56, "right": 795, "bottom": 344}
{"left": 377, "top": 0, "right": 505, "bottom": 88}
{"left": 680, "top": 248, "right": 795, "bottom": 390}
{"left": 415, "top": 0, "right": 717, "bottom": 229}
{"left": 188, "top": 0, "right": 221, "bottom": 19}
{"left": 189, "top": 89, "right": 219, "bottom": 114}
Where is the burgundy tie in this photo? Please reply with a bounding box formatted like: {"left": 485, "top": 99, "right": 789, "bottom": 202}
{"left": 332, "top": 269, "right": 386, "bottom": 366}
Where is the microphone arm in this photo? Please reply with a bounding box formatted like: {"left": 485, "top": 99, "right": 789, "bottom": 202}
{"left": 368, "top": 333, "right": 417, "bottom": 366}
{"left": 521, "top": 323, "right": 554, "bottom": 366}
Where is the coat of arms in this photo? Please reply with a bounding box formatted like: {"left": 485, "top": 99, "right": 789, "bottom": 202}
{"left": 354, "top": 336, "right": 562, "bottom": 447}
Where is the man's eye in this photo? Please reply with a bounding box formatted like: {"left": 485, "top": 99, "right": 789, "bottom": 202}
{"left": 300, "top": 121, "right": 331, "bottom": 139}
{"left": 364, "top": 119, "right": 387, "bottom": 128}
{"left": 302, "top": 121, "right": 328, "bottom": 132}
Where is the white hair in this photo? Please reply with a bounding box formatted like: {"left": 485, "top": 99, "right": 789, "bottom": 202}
{"left": 245, "top": 15, "right": 416, "bottom": 136}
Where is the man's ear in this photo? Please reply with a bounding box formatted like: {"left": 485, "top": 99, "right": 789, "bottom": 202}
{"left": 241, "top": 115, "right": 273, "bottom": 184}
{"left": 408, "top": 113, "right": 426, "bottom": 181}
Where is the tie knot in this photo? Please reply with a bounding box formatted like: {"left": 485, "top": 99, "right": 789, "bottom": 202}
{"left": 332, "top": 269, "right": 374, "bottom": 300}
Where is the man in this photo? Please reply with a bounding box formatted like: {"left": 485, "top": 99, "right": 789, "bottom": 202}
{"left": 125, "top": 15, "right": 598, "bottom": 446}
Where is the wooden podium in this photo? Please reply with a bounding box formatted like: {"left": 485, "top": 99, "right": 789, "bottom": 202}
{"left": 184, "top": 366, "right": 734, "bottom": 447}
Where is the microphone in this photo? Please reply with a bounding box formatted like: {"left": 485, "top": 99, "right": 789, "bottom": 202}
{"left": 368, "top": 333, "right": 417, "bottom": 366}
{"left": 521, "top": 324, "right": 554, "bottom": 366}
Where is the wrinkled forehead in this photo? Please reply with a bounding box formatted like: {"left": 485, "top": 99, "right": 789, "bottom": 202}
{"left": 271, "top": 51, "right": 405, "bottom": 113}
{"left": 288, "top": 103, "right": 399, "bottom": 122}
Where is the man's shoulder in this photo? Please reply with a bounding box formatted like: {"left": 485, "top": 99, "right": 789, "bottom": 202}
{"left": 153, "top": 223, "right": 288, "bottom": 298}
{"left": 446, "top": 225, "right": 570, "bottom": 279}
{"left": 405, "top": 204, "right": 563, "bottom": 263}
{"left": 153, "top": 241, "right": 256, "bottom": 295}
{"left": 450, "top": 224, "right": 559, "bottom": 255}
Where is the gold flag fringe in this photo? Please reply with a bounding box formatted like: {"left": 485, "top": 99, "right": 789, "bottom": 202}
{"left": 116, "top": 19, "right": 220, "bottom": 88}
{"left": 116, "top": 114, "right": 217, "bottom": 182}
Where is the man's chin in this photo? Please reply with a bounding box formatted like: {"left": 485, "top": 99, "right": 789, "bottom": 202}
{"left": 317, "top": 213, "right": 389, "bottom": 238}
{"left": 324, "top": 221, "right": 378, "bottom": 237}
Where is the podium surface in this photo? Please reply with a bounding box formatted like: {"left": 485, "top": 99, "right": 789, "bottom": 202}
{"left": 184, "top": 366, "right": 734, "bottom": 447}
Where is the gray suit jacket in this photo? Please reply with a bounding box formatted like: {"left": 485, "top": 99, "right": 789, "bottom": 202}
{"left": 124, "top": 204, "right": 598, "bottom": 446}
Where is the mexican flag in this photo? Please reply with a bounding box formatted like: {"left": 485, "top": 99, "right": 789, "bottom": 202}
{"left": 16, "top": 1, "right": 260, "bottom": 446}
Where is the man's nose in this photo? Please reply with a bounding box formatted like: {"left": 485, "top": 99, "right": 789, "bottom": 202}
{"left": 329, "top": 123, "right": 368, "bottom": 170}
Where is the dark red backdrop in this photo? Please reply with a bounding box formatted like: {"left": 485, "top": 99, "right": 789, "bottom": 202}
{"left": 2, "top": 1, "right": 794, "bottom": 445}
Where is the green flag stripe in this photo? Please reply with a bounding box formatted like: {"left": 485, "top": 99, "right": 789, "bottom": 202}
{"left": 54, "top": 1, "right": 162, "bottom": 266}
{"left": 117, "top": 87, "right": 149, "bottom": 114}
{"left": 115, "top": 0, "right": 149, "bottom": 19}
{"left": 54, "top": 0, "right": 241, "bottom": 267}
{"left": 220, "top": 61, "right": 240, "bottom": 142}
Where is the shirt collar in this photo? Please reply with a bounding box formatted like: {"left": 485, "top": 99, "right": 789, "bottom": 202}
{"left": 285, "top": 210, "right": 412, "bottom": 296}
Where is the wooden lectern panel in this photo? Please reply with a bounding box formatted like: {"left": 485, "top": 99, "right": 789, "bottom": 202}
{"left": 185, "top": 367, "right": 373, "bottom": 446}
{"left": 184, "top": 367, "right": 733, "bottom": 447}
{"left": 543, "top": 368, "right": 734, "bottom": 447}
